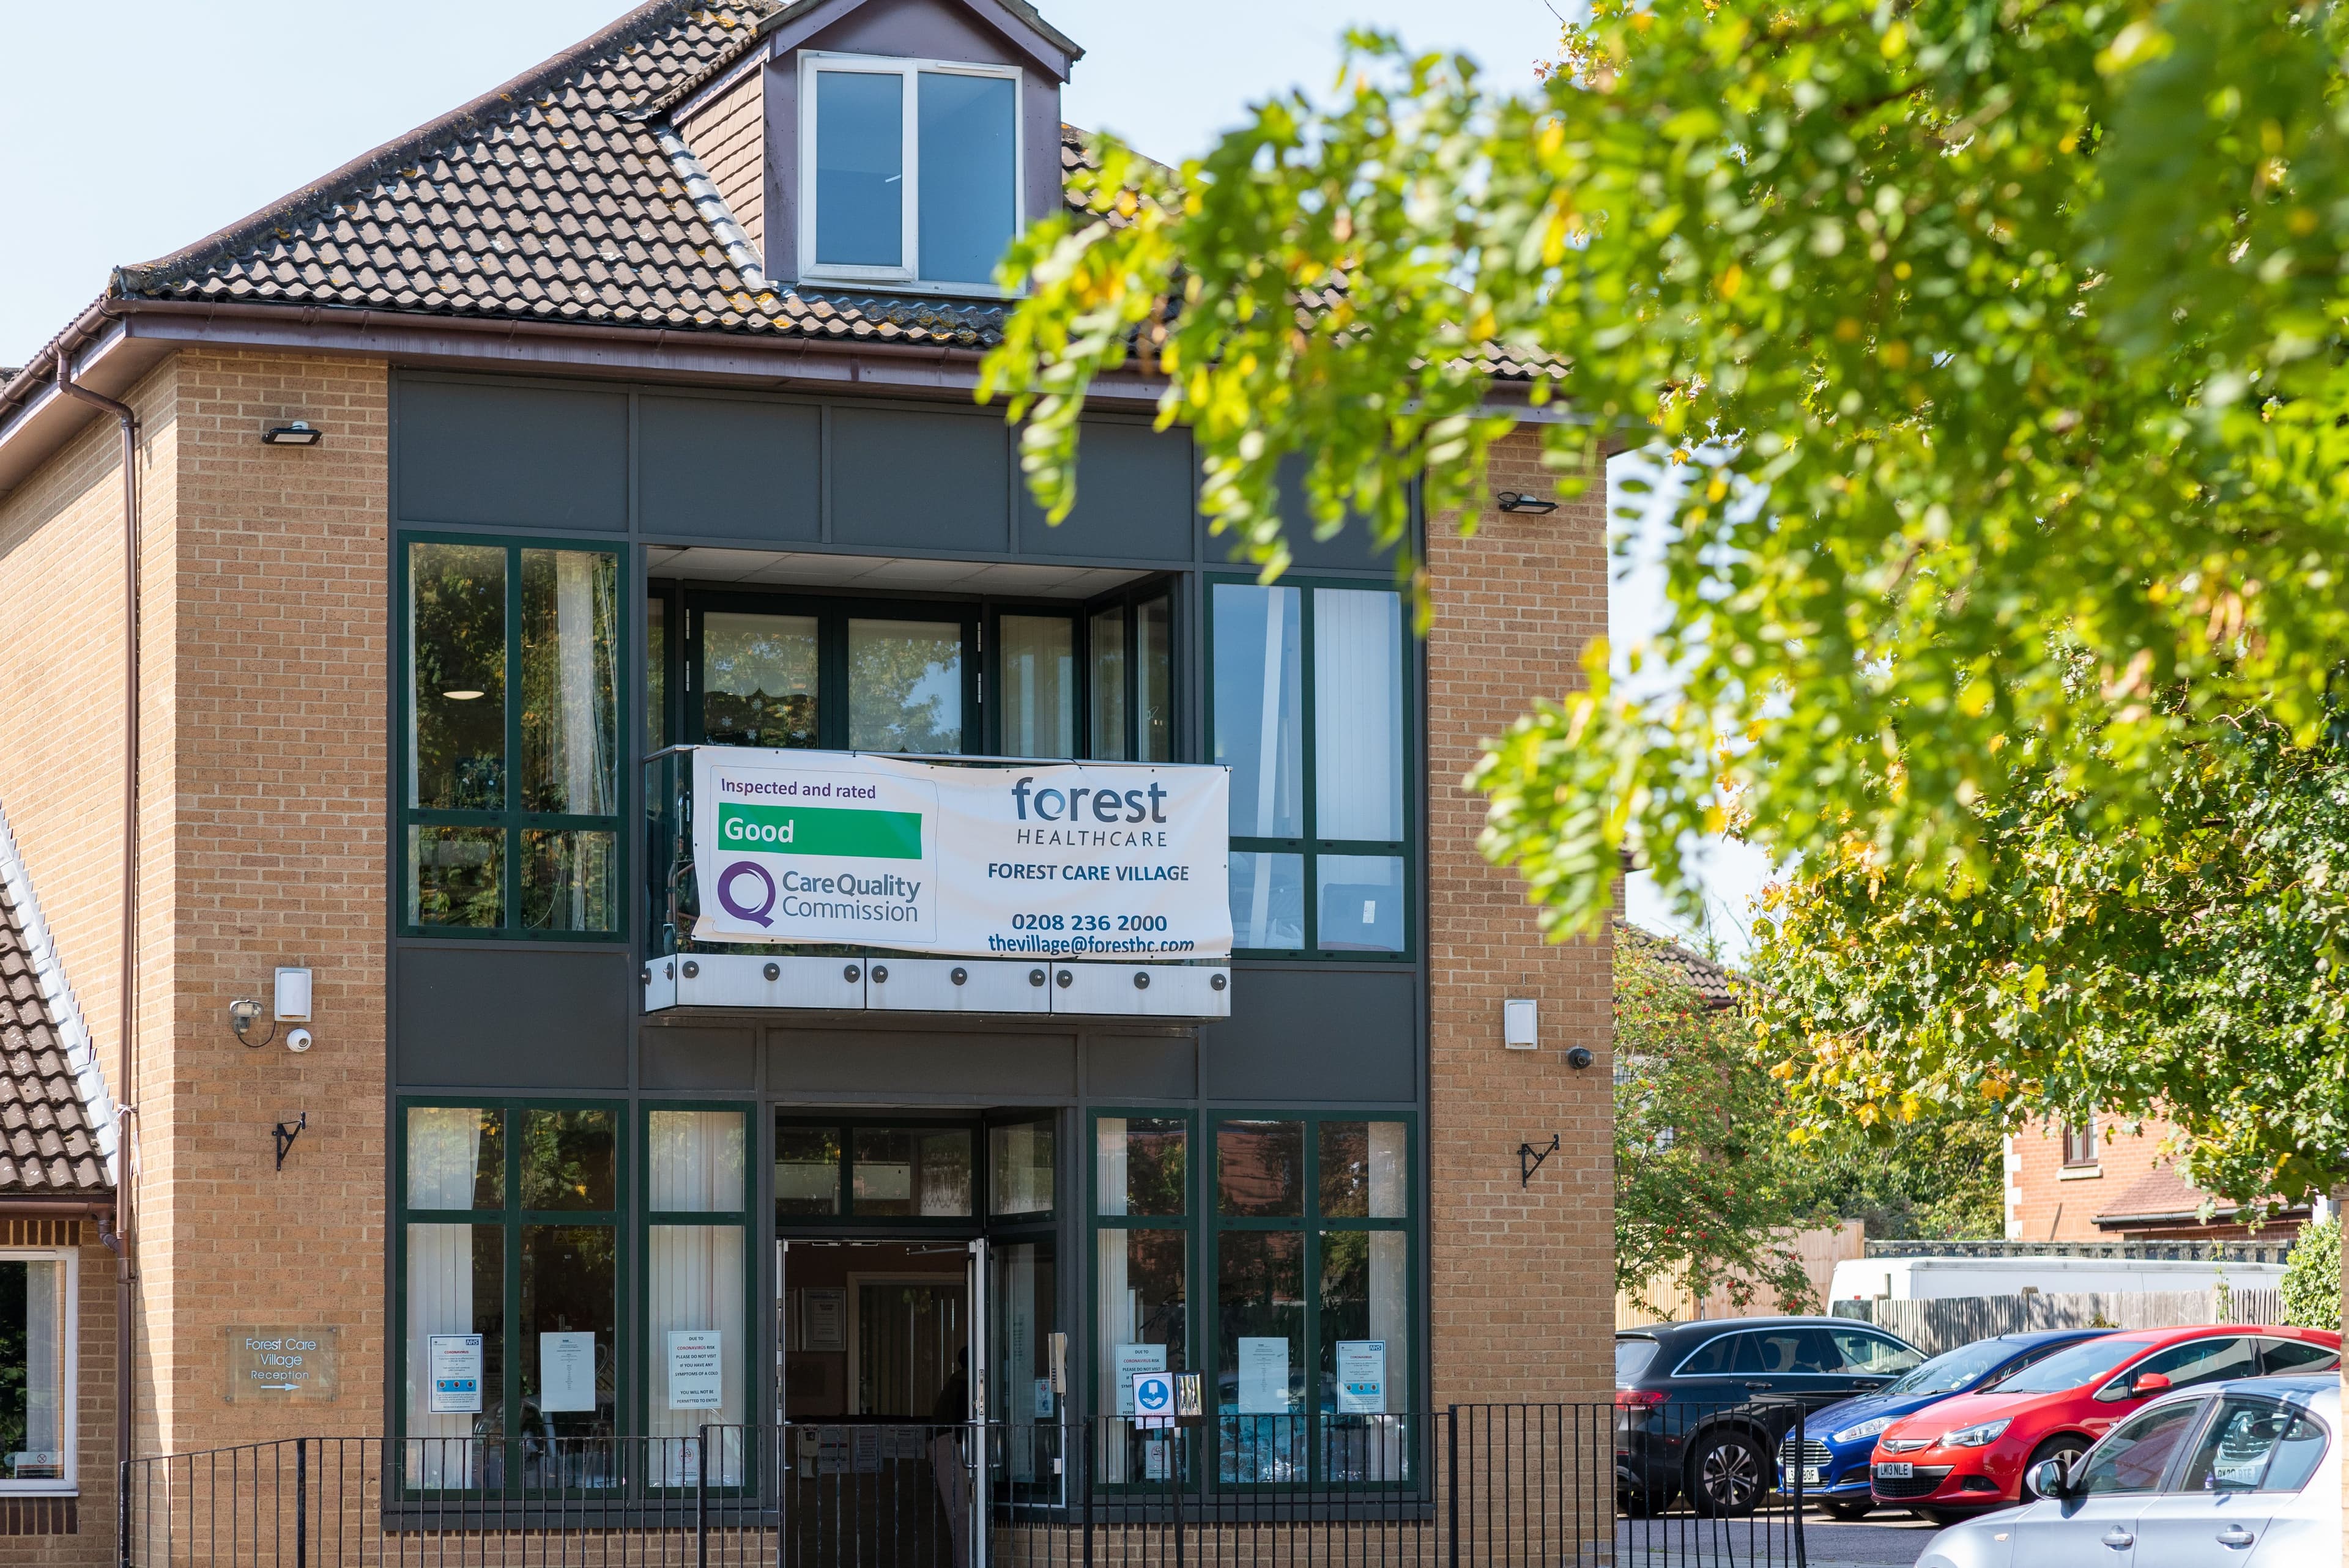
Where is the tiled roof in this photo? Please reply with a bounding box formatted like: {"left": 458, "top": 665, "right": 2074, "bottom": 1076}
{"left": 0, "top": 883, "right": 108, "bottom": 1196}
{"left": 1614, "top": 920, "right": 1740, "bottom": 1011}
{"left": 2090, "top": 1166, "right": 2307, "bottom": 1228}
{"left": 109, "top": 0, "right": 1088, "bottom": 350}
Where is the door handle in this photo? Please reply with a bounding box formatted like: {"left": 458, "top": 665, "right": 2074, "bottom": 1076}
{"left": 2101, "top": 1529, "right": 2135, "bottom": 1550}
{"left": 1742, "top": 1381, "right": 1774, "bottom": 1391}
{"left": 2217, "top": 1526, "right": 2257, "bottom": 1549}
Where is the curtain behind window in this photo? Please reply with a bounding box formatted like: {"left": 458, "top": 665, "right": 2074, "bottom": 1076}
{"left": 649, "top": 1112, "right": 746, "bottom": 1482}
{"left": 407, "top": 1109, "right": 488, "bottom": 1488}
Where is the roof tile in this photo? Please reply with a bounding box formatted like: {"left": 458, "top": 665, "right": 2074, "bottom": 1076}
{"left": 0, "top": 883, "right": 108, "bottom": 1195}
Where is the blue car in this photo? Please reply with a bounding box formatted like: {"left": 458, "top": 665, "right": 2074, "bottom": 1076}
{"left": 1775, "top": 1328, "right": 2113, "bottom": 1520}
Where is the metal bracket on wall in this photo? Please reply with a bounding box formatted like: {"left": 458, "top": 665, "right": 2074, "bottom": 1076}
{"left": 274, "top": 1112, "right": 307, "bottom": 1172}
{"left": 1518, "top": 1133, "right": 1560, "bottom": 1188}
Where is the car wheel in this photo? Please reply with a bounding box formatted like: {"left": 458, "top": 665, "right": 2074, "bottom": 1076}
{"left": 1820, "top": 1500, "right": 1873, "bottom": 1522}
{"left": 2022, "top": 1435, "right": 2088, "bottom": 1501}
{"left": 1687, "top": 1430, "right": 1767, "bottom": 1517}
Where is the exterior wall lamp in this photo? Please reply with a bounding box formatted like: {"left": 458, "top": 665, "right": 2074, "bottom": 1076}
{"left": 260, "top": 421, "right": 324, "bottom": 446}
{"left": 228, "top": 966, "right": 314, "bottom": 1051}
{"left": 1494, "top": 490, "right": 1558, "bottom": 514}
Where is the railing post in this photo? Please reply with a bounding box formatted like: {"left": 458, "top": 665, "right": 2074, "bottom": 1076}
{"left": 1080, "top": 1422, "right": 1093, "bottom": 1568}
{"left": 1793, "top": 1404, "right": 1808, "bottom": 1568}
{"left": 1445, "top": 1406, "right": 1459, "bottom": 1568}
{"left": 697, "top": 1424, "right": 711, "bottom": 1568}
{"left": 1170, "top": 1430, "right": 1183, "bottom": 1568}
{"left": 294, "top": 1439, "right": 308, "bottom": 1568}
{"left": 116, "top": 1456, "right": 131, "bottom": 1568}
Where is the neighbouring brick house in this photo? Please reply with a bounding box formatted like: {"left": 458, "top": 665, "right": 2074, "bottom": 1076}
{"left": 2003, "top": 1114, "right": 2316, "bottom": 1245}
{"left": 0, "top": 1, "right": 1609, "bottom": 1558}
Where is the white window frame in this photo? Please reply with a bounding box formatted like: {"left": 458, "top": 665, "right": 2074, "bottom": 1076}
{"left": 797, "top": 50, "right": 1025, "bottom": 297}
{"left": 0, "top": 1246, "right": 78, "bottom": 1496}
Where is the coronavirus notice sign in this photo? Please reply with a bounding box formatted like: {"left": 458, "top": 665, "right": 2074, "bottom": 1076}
{"left": 691, "top": 748, "right": 1232, "bottom": 960}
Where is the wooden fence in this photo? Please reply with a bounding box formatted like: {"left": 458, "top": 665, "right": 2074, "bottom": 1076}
{"left": 1829, "top": 1287, "right": 2287, "bottom": 1355}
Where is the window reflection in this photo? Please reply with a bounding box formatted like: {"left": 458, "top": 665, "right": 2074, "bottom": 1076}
{"left": 520, "top": 550, "right": 618, "bottom": 815}
{"left": 775, "top": 1126, "right": 843, "bottom": 1217}
{"left": 1097, "top": 1117, "right": 1187, "bottom": 1217}
{"left": 520, "top": 1109, "right": 617, "bottom": 1210}
{"left": 848, "top": 619, "right": 962, "bottom": 753}
{"left": 410, "top": 543, "right": 507, "bottom": 811}
{"left": 1089, "top": 605, "right": 1128, "bottom": 760}
{"left": 815, "top": 72, "right": 904, "bottom": 268}
{"left": 1213, "top": 584, "right": 1303, "bottom": 838}
{"left": 703, "top": 612, "right": 818, "bottom": 749}
{"left": 852, "top": 1126, "right": 973, "bottom": 1216}
{"left": 1217, "top": 1121, "right": 1305, "bottom": 1217}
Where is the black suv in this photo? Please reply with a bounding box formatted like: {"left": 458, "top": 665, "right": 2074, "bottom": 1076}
{"left": 1616, "top": 1317, "right": 1924, "bottom": 1516}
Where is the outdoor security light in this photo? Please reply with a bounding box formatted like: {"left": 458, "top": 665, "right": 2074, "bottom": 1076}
{"left": 1502, "top": 997, "right": 1538, "bottom": 1049}
{"left": 261, "top": 421, "right": 324, "bottom": 446}
{"left": 1495, "top": 490, "right": 1558, "bottom": 514}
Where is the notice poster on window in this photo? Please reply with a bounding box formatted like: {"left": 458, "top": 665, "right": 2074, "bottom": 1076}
{"left": 667, "top": 1329, "right": 724, "bottom": 1409}
{"left": 540, "top": 1331, "right": 598, "bottom": 1413}
{"left": 1114, "top": 1343, "right": 1167, "bottom": 1415}
{"left": 428, "top": 1334, "right": 484, "bottom": 1415}
{"left": 1335, "top": 1341, "right": 1387, "bottom": 1415}
{"left": 802, "top": 1288, "right": 847, "bottom": 1352}
{"left": 690, "top": 749, "right": 1231, "bottom": 959}
{"left": 1238, "top": 1337, "right": 1290, "bottom": 1414}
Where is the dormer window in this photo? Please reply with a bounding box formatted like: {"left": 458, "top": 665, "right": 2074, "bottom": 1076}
{"left": 800, "top": 52, "right": 1021, "bottom": 294}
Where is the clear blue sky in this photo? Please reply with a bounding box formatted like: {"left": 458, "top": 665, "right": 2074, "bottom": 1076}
{"left": 0, "top": 0, "right": 1765, "bottom": 953}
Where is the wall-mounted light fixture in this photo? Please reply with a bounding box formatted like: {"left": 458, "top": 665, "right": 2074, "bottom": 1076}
{"left": 1495, "top": 490, "right": 1558, "bottom": 515}
{"left": 261, "top": 421, "right": 324, "bottom": 446}
{"left": 1502, "top": 997, "right": 1538, "bottom": 1050}
{"left": 228, "top": 966, "right": 316, "bottom": 1050}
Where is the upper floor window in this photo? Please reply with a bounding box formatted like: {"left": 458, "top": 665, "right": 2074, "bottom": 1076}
{"left": 404, "top": 538, "right": 624, "bottom": 937}
{"left": 801, "top": 53, "right": 1021, "bottom": 293}
{"left": 2062, "top": 1122, "right": 2097, "bottom": 1167}
{"left": 1211, "top": 579, "right": 1410, "bottom": 957}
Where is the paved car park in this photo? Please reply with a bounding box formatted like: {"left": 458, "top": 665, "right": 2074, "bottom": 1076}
{"left": 1615, "top": 1508, "right": 1941, "bottom": 1567}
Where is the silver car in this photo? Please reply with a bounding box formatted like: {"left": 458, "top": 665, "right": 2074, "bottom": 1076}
{"left": 1918, "top": 1372, "right": 2338, "bottom": 1566}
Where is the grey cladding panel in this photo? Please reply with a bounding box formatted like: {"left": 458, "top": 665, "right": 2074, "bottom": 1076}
{"left": 768, "top": 1029, "right": 1075, "bottom": 1098}
{"left": 1204, "top": 453, "right": 1400, "bottom": 572}
{"left": 642, "top": 1024, "right": 758, "bottom": 1089}
{"left": 1017, "top": 423, "right": 1193, "bottom": 562}
{"left": 639, "top": 396, "right": 822, "bottom": 542}
{"left": 1199, "top": 968, "right": 1417, "bottom": 1103}
{"left": 1085, "top": 1035, "right": 1196, "bottom": 1100}
{"left": 829, "top": 407, "right": 1010, "bottom": 552}
{"left": 396, "top": 947, "right": 631, "bottom": 1087}
{"left": 396, "top": 380, "right": 628, "bottom": 529}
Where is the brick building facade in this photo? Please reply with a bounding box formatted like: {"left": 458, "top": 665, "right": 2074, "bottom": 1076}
{"left": 0, "top": 1, "right": 1612, "bottom": 1558}
{"left": 2005, "top": 1114, "right": 2314, "bottom": 1245}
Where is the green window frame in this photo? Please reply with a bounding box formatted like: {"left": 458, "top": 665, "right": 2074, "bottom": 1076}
{"left": 1207, "top": 575, "right": 1413, "bottom": 960}
{"left": 640, "top": 1104, "right": 755, "bottom": 1490}
{"left": 400, "top": 534, "right": 628, "bottom": 939}
{"left": 1208, "top": 1112, "right": 1416, "bottom": 1490}
{"left": 393, "top": 1098, "right": 626, "bottom": 1497}
{"left": 1088, "top": 1109, "right": 1197, "bottom": 1491}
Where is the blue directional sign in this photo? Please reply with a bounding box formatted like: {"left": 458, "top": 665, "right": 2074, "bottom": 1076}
{"left": 1131, "top": 1369, "right": 1176, "bottom": 1429}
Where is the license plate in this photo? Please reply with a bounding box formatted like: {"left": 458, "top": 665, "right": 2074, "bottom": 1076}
{"left": 1801, "top": 1466, "right": 1823, "bottom": 1486}
{"left": 1876, "top": 1462, "right": 1913, "bottom": 1480}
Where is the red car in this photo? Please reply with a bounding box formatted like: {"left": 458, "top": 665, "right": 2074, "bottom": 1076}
{"left": 1868, "top": 1323, "right": 2340, "bottom": 1523}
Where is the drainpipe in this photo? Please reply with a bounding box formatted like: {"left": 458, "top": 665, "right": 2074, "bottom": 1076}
{"left": 54, "top": 337, "right": 139, "bottom": 1484}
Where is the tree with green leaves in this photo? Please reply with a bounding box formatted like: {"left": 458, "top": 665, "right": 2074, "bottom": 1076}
{"left": 2282, "top": 1213, "right": 2342, "bottom": 1329}
{"left": 981, "top": 0, "right": 2349, "bottom": 1207}
{"left": 1614, "top": 945, "right": 1815, "bottom": 1311}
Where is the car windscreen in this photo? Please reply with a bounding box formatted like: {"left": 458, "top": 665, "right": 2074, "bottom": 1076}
{"left": 1885, "top": 1338, "right": 2021, "bottom": 1395}
{"left": 1616, "top": 1337, "right": 1661, "bottom": 1386}
{"left": 1994, "top": 1336, "right": 2145, "bottom": 1394}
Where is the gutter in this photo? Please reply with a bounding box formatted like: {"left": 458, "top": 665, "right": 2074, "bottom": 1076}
{"left": 53, "top": 330, "right": 140, "bottom": 1482}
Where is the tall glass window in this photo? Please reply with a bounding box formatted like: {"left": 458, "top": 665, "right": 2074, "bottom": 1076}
{"left": 0, "top": 1254, "right": 70, "bottom": 1490}
{"left": 918, "top": 72, "right": 1017, "bottom": 286}
{"left": 1212, "top": 580, "right": 1409, "bottom": 956}
{"left": 647, "top": 1109, "right": 749, "bottom": 1484}
{"left": 1088, "top": 606, "right": 1128, "bottom": 760}
{"left": 702, "top": 612, "right": 818, "bottom": 749}
{"left": 400, "top": 1103, "right": 622, "bottom": 1493}
{"left": 814, "top": 70, "right": 904, "bottom": 268}
{"left": 1000, "top": 615, "right": 1075, "bottom": 758}
{"left": 848, "top": 619, "right": 963, "bottom": 753}
{"left": 1095, "top": 1115, "right": 1190, "bottom": 1485}
{"left": 1211, "top": 1115, "right": 1411, "bottom": 1485}
{"left": 404, "top": 540, "right": 623, "bottom": 937}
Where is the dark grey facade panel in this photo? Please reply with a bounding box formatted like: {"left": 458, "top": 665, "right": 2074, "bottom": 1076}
{"left": 768, "top": 1029, "right": 1077, "bottom": 1099}
{"left": 1198, "top": 967, "right": 1418, "bottom": 1103}
{"left": 1084, "top": 1034, "right": 1198, "bottom": 1101}
{"left": 641, "top": 1023, "right": 760, "bottom": 1089}
{"left": 1015, "top": 421, "right": 1194, "bottom": 563}
{"left": 638, "top": 395, "right": 822, "bottom": 542}
{"left": 395, "top": 380, "right": 628, "bottom": 530}
{"left": 395, "top": 946, "right": 633, "bottom": 1087}
{"left": 828, "top": 407, "right": 1012, "bottom": 553}
{"left": 1201, "top": 453, "right": 1400, "bottom": 574}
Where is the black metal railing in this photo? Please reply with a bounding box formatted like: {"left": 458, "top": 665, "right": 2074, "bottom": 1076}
{"left": 120, "top": 1405, "right": 1813, "bottom": 1567}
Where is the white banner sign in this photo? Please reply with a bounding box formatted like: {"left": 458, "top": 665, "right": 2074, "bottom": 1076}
{"left": 691, "top": 749, "right": 1231, "bottom": 960}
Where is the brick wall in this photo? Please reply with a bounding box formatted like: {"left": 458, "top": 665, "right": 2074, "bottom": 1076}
{"left": 2007, "top": 1114, "right": 2186, "bottom": 1243}
{"left": 1423, "top": 429, "right": 1614, "bottom": 1406}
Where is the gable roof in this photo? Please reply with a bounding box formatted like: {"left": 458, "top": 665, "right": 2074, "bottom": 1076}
{"left": 1614, "top": 920, "right": 1739, "bottom": 1011}
{"left": 0, "top": 812, "right": 112, "bottom": 1199}
{"left": 105, "top": 0, "right": 1081, "bottom": 351}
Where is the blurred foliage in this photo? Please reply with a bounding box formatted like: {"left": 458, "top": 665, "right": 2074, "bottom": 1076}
{"left": 2280, "top": 1213, "right": 2342, "bottom": 1329}
{"left": 984, "top": 0, "right": 2349, "bottom": 1207}
{"left": 1614, "top": 945, "right": 1815, "bottom": 1309}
